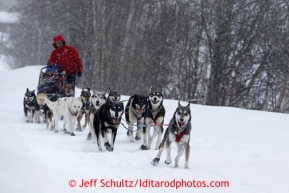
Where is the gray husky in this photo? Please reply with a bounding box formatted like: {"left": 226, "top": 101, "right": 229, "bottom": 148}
{"left": 86, "top": 90, "right": 107, "bottom": 141}
{"left": 151, "top": 101, "right": 191, "bottom": 169}
{"left": 141, "top": 87, "right": 165, "bottom": 150}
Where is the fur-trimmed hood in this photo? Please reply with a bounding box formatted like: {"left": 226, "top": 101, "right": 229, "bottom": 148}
{"left": 52, "top": 35, "right": 66, "bottom": 48}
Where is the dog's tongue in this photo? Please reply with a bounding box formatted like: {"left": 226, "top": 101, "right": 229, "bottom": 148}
{"left": 179, "top": 122, "right": 185, "bottom": 127}
{"left": 113, "top": 118, "right": 119, "bottom": 124}
{"left": 137, "top": 109, "right": 144, "bottom": 113}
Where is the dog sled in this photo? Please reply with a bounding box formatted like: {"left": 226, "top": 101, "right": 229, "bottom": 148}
{"left": 37, "top": 66, "right": 66, "bottom": 100}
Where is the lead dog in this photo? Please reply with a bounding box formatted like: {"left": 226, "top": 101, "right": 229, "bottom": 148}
{"left": 142, "top": 87, "right": 165, "bottom": 150}
{"left": 36, "top": 93, "right": 83, "bottom": 136}
{"left": 125, "top": 94, "right": 148, "bottom": 143}
{"left": 93, "top": 101, "right": 124, "bottom": 151}
{"left": 151, "top": 101, "right": 191, "bottom": 169}
{"left": 86, "top": 90, "right": 107, "bottom": 141}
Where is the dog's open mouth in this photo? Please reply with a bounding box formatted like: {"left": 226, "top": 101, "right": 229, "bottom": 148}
{"left": 136, "top": 109, "right": 145, "bottom": 113}
{"left": 152, "top": 100, "right": 159, "bottom": 104}
{"left": 178, "top": 121, "right": 185, "bottom": 127}
{"left": 113, "top": 118, "right": 119, "bottom": 124}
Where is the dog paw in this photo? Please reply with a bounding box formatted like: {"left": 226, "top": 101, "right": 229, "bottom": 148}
{"left": 106, "top": 147, "right": 113, "bottom": 152}
{"left": 164, "top": 160, "right": 171, "bottom": 165}
{"left": 26, "top": 120, "right": 29, "bottom": 123}
{"left": 140, "top": 145, "right": 148, "bottom": 150}
{"left": 86, "top": 133, "right": 92, "bottom": 140}
{"left": 70, "top": 132, "right": 75, "bottom": 136}
{"left": 75, "top": 128, "right": 82, "bottom": 132}
{"left": 104, "top": 142, "right": 111, "bottom": 147}
{"left": 54, "top": 130, "right": 59, "bottom": 133}
{"left": 151, "top": 158, "right": 160, "bottom": 166}
{"left": 174, "top": 164, "right": 178, "bottom": 168}
{"left": 135, "top": 136, "right": 141, "bottom": 140}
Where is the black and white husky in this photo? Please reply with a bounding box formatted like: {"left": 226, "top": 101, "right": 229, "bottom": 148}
{"left": 23, "top": 88, "right": 39, "bottom": 123}
{"left": 151, "top": 101, "right": 191, "bottom": 169}
{"left": 87, "top": 90, "right": 107, "bottom": 141}
{"left": 93, "top": 101, "right": 124, "bottom": 151}
{"left": 142, "top": 87, "right": 165, "bottom": 150}
{"left": 125, "top": 94, "right": 148, "bottom": 143}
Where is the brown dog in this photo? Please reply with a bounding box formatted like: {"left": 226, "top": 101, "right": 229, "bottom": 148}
{"left": 76, "top": 88, "right": 91, "bottom": 131}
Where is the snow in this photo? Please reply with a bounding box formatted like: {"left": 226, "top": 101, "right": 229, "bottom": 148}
{"left": 0, "top": 56, "right": 10, "bottom": 71}
{"left": 0, "top": 11, "right": 19, "bottom": 23}
{"left": 0, "top": 65, "right": 289, "bottom": 193}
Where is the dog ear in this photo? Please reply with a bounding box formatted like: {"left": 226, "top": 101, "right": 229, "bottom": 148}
{"left": 26, "top": 88, "right": 29, "bottom": 93}
{"left": 186, "top": 101, "right": 190, "bottom": 108}
{"left": 87, "top": 87, "right": 90, "bottom": 92}
{"left": 108, "top": 87, "right": 111, "bottom": 94}
{"left": 150, "top": 86, "right": 153, "bottom": 93}
{"left": 129, "top": 95, "right": 136, "bottom": 101}
{"left": 178, "top": 100, "right": 181, "bottom": 107}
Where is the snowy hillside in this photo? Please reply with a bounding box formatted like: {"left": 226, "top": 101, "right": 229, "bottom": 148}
{"left": 0, "top": 65, "right": 288, "bottom": 193}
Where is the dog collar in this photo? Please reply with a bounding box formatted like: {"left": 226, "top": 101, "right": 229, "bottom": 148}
{"left": 68, "top": 106, "right": 78, "bottom": 116}
{"left": 173, "top": 123, "right": 187, "bottom": 142}
{"left": 172, "top": 121, "right": 188, "bottom": 140}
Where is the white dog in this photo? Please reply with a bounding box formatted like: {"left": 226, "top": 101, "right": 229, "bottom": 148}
{"left": 36, "top": 93, "right": 83, "bottom": 136}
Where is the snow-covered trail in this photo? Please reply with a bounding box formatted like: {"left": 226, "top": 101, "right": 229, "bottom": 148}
{"left": 0, "top": 66, "right": 289, "bottom": 193}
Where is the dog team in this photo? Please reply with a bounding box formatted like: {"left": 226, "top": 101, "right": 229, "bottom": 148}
{"left": 23, "top": 86, "right": 192, "bottom": 168}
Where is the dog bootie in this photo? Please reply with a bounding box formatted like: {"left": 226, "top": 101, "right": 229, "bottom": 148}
{"left": 151, "top": 158, "right": 160, "bottom": 166}
{"left": 140, "top": 145, "right": 148, "bottom": 150}
{"left": 104, "top": 142, "right": 113, "bottom": 152}
{"left": 86, "top": 133, "right": 92, "bottom": 140}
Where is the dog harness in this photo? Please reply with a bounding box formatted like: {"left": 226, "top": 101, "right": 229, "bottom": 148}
{"left": 58, "top": 98, "right": 77, "bottom": 116}
{"left": 173, "top": 123, "right": 187, "bottom": 142}
{"left": 25, "top": 97, "right": 37, "bottom": 109}
{"left": 149, "top": 106, "right": 163, "bottom": 125}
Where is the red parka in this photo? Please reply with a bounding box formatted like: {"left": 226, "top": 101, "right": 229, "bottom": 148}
{"left": 47, "top": 35, "right": 82, "bottom": 75}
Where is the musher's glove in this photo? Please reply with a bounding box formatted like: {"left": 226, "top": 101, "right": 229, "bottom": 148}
{"left": 77, "top": 72, "right": 82, "bottom": 77}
